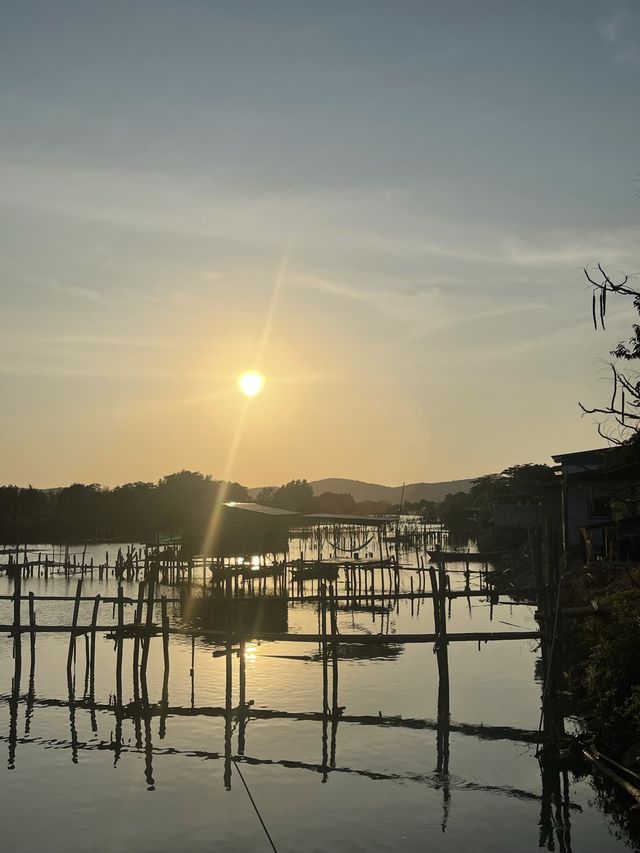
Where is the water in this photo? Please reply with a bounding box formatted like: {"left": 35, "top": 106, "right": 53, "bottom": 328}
{"left": 0, "top": 542, "right": 633, "bottom": 852}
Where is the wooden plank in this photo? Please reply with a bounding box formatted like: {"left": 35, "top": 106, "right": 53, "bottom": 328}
{"left": 0, "top": 626, "right": 541, "bottom": 643}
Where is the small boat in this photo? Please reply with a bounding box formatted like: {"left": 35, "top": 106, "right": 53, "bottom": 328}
{"left": 291, "top": 563, "right": 340, "bottom": 581}
{"left": 426, "top": 549, "right": 507, "bottom": 563}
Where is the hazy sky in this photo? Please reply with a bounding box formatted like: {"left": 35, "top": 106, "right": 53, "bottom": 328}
{"left": 2, "top": 0, "right": 640, "bottom": 488}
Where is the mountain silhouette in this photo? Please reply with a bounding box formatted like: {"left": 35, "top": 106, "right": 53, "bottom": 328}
{"left": 249, "top": 477, "right": 474, "bottom": 504}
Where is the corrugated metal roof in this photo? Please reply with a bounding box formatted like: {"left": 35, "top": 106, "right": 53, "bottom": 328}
{"left": 300, "top": 513, "right": 388, "bottom": 526}
{"left": 223, "top": 502, "right": 300, "bottom": 517}
{"left": 551, "top": 447, "right": 614, "bottom": 464}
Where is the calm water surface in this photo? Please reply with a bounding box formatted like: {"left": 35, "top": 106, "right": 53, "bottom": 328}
{"left": 0, "top": 543, "right": 633, "bottom": 852}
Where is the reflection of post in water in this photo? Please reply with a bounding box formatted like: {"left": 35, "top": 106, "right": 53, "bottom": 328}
{"left": 88, "top": 594, "right": 100, "bottom": 734}
{"left": 66, "top": 649, "right": 79, "bottom": 764}
{"left": 25, "top": 591, "right": 36, "bottom": 735}
{"left": 238, "top": 639, "right": 247, "bottom": 755}
{"left": 224, "top": 563, "right": 233, "bottom": 791}
{"left": 8, "top": 632, "right": 21, "bottom": 771}
{"left": 113, "top": 585, "right": 126, "bottom": 768}
{"left": 190, "top": 634, "right": 196, "bottom": 709}
{"left": 66, "top": 580, "right": 82, "bottom": 765}
{"left": 538, "top": 524, "right": 565, "bottom": 745}
{"left": 237, "top": 597, "right": 248, "bottom": 757}
{"left": 436, "top": 667, "right": 451, "bottom": 834}
{"left": 7, "top": 571, "right": 22, "bottom": 776}
{"left": 132, "top": 582, "right": 145, "bottom": 748}
{"left": 538, "top": 747, "right": 572, "bottom": 853}
{"left": 320, "top": 579, "right": 329, "bottom": 783}
{"left": 318, "top": 579, "right": 341, "bottom": 780}
{"left": 430, "top": 560, "right": 451, "bottom": 832}
{"left": 159, "top": 595, "right": 169, "bottom": 740}
{"left": 140, "top": 667, "right": 155, "bottom": 791}
{"left": 328, "top": 581, "right": 339, "bottom": 769}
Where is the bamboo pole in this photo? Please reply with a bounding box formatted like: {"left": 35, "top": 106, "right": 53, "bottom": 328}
{"left": 66, "top": 580, "right": 82, "bottom": 674}
{"left": 28, "top": 591, "right": 36, "bottom": 667}
{"left": 583, "top": 747, "right": 640, "bottom": 809}
{"left": 132, "top": 581, "right": 145, "bottom": 676}
{"left": 115, "top": 585, "right": 124, "bottom": 710}
{"left": 140, "top": 574, "right": 156, "bottom": 678}
{"left": 161, "top": 595, "right": 170, "bottom": 675}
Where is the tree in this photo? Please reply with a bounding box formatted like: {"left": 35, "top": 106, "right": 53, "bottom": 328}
{"left": 315, "top": 491, "right": 357, "bottom": 514}
{"left": 440, "top": 491, "right": 475, "bottom": 533}
{"left": 255, "top": 486, "right": 277, "bottom": 506}
{"left": 581, "top": 264, "right": 640, "bottom": 443}
{"left": 269, "top": 479, "right": 315, "bottom": 513}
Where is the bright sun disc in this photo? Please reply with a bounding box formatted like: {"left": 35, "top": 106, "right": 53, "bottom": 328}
{"left": 238, "top": 370, "right": 265, "bottom": 398}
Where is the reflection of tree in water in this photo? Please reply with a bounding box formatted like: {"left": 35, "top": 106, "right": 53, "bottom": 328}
{"left": 581, "top": 769, "right": 640, "bottom": 852}
{"left": 180, "top": 595, "right": 288, "bottom": 639}
{"left": 261, "top": 643, "right": 402, "bottom": 663}
{"left": 312, "top": 642, "right": 402, "bottom": 662}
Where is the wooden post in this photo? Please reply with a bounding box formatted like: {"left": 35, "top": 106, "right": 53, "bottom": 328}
{"left": 116, "top": 585, "right": 124, "bottom": 709}
{"left": 429, "top": 563, "right": 450, "bottom": 694}
{"left": 67, "top": 579, "right": 82, "bottom": 674}
{"left": 28, "top": 591, "right": 36, "bottom": 669}
{"left": 224, "top": 562, "right": 233, "bottom": 791}
{"left": 132, "top": 581, "right": 145, "bottom": 676}
{"left": 140, "top": 574, "right": 156, "bottom": 678}
{"left": 12, "top": 569, "right": 22, "bottom": 669}
{"left": 161, "top": 595, "right": 170, "bottom": 675}
{"left": 89, "top": 595, "right": 100, "bottom": 659}
{"left": 190, "top": 633, "right": 195, "bottom": 708}
{"left": 320, "top": 578, "right": 329, "bottom": 782}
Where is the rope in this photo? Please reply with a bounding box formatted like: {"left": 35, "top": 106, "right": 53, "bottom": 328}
{"left": 324, "top": 534, "right": 375, "bottom": 554}
{"left": 232, "top": 758, "right": 279, "bottom": 853}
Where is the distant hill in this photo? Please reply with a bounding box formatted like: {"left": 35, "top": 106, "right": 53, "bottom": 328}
{"left": 249, "top": 477, "right": 474, "bottom": 504}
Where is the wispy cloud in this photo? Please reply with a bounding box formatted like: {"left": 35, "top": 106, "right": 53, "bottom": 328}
{"left": 596, "top": 8, "right": 639, "bottom": 64}
{"left": 48, "top": 282, "right": 103, "bottom": 303}
{"left": 293, "top": 269, "right": 551, "bottom": 345}
{"left": 0, "top": 333, "right": 175, "bottom": 349}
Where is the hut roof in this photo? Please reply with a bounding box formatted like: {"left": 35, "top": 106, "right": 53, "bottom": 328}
{"left": 300, "top": 513, "right": 389, "bottom": 526}
{"left": 180, "top": 501, "right": 298, "bottom": 559}
{"left": 223, "top": 502, "right": 299, "bottom": 517}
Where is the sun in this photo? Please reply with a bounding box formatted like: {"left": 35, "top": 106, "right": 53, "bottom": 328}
{"left": 238, "top": 370, "right": 265, "bottom": 398}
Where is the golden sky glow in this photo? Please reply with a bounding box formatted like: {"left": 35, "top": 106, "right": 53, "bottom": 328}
{"left": 2, "top": 3, "right": 635, "bottom": 489}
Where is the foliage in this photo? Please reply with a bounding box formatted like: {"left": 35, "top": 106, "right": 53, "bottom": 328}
{"left": 390, "top": 498, "right": 440, "bottom": 521}
{"left": 567, "top": 573, "right": 640, "bottom": 752}
{"left": 438, "top": 463, "right": 557, "bottom": 536}
{"left": 440, "top": 491, "right": 475, "bottom": 532}
{"left": 260, "top": 479, "right": 315, "bottom": 513}
{"left": 315, "top": 491, "right": 357, "bottom": 514}
{"left": 254, "top": 486, "right": 277, "bottom": 506}
{"left": 0, "top": 472, "right": 248, "bottom": 543}
{"left": 582, "top": 266, "right": 640, "bottom": 442}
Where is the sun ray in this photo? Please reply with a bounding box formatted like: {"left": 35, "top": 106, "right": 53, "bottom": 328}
{"left": 200, "top": 244, "right": 292, "bottom": 558}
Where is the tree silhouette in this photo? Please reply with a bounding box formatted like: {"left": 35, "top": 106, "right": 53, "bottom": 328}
{"left": 267, "top": 479, "right": 315, "bottom": 513}
{"left": 581, "top": 264, "right": 640, "bottom": 443}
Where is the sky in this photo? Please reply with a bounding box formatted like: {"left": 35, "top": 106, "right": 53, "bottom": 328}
{"left": 1, "top": 0, "right": 640, "bottom": 489}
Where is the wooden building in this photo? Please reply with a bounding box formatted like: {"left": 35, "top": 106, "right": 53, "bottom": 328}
{"left": 180, "top": 502, "right": 299, "bottom": 560}
{"left": 552, "top": 446, "right": 640, "bottom": 563}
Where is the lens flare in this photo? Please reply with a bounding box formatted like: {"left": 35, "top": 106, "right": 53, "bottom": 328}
{"left": 238, "top": 370, "right": 265, "bottom": 398}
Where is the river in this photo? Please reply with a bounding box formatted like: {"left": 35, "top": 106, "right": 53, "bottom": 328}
{"left": 0, "top": 541, "right": 634, "bottom": 852}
